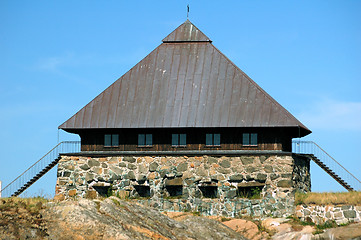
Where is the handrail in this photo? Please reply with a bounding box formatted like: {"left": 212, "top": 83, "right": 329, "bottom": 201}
{"left": 2, "top": 142, "right": 63, "bottom": 193}
{"left": 292, "top": 140, "right": 361, "bottom": 191}
{"left": 311, "top": 141, "right": 361, "bottom": 186}
{"left": 2, "top": 140, "right": 359, "bottom": 197}
{"left": 0, "top": 141, "right": 81, "bottom": 198}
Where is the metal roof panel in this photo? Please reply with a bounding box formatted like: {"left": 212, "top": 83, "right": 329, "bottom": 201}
{"left": 59, "top": 20, "right": 311, "bottom": 136}
{"left": 163, "top": 20, "right": 211, "bottom": 43}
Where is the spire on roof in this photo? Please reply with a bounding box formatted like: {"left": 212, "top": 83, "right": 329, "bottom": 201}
{"left": 162, "top": 20, "right": 212, "bottom": 43}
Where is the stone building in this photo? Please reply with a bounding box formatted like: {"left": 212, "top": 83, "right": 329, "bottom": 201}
{"left": 56, "top": 20, "right": 312, "bottom": 217}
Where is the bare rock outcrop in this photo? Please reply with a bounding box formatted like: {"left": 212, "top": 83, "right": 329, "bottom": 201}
{"left": 42, "top": 197, "right": 247, "bottom": 240}
{"left": 2, "top": 197, "right": 360, "bottom": 240}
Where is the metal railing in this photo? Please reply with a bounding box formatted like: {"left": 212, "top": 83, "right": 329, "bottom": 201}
{"left": 292, "top": 140, "right": 361, "bottom": 191}
{"left": 2, "top": 140, "right": 359, "bottom": 197}
{"left": 0, "top": 141, "right": 81, "bottom": 198}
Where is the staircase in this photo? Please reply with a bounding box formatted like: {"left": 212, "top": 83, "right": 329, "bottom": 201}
{"left": 308, "top": 155, "right": 353, "bottom": 191}
{"left": 12, "top": 157, "right": 62, "bottom": 197}
{"left": 292, "top": 140, "right": 361, "bottom": 192}
{"left": 0, "top": 141, "right": 80, "bottom": 198}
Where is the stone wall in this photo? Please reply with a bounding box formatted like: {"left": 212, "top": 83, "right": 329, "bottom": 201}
{"left": 296, "top": 205, "right": 361, "bottom": 225}
{"left": 55, "top": 153, "right": 310, "bottom": 218}
{"left": 292, "top": 157, "right": 311, "bottom": 193}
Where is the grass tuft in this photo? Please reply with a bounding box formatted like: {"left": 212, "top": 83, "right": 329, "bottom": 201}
{"left": 220, "top": 217, "right": 232, "bottom": 222}
{"left": 192, "top": 211, "right": 201, "bottom": 216}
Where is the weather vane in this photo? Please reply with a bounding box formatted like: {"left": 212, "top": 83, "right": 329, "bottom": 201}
{"left": 187, "top": 4, "right": 189, "bottom": 19}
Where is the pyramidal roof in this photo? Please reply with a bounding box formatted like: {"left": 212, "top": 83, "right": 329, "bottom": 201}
{"left": 162, "top": 19, "right": 211, "bottom": 42}
{"left": 59, "top": 20, "right": 311, "bottom": 136}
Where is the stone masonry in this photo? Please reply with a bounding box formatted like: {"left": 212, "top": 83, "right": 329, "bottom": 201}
{"left": 296, "top": 205, "right": 361, "bottom": 225}
{"left": 55, "top": 154, "right": 311, "bottom": 218}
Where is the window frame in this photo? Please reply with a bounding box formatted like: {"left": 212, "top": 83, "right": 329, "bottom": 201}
{"left": 104, "top": 134, "right": 119, "bottom": 147}
{"left": 242, "top": 133, "right": 258, "bottom": 146}
{"left": 172, "top": 133, "right": 187, "bottom": 147}
{"left": 138, "top": 133, "right": 153, "bottom": 147}
{"left": 205, "top": 133, "right": 221, "bottom": 147}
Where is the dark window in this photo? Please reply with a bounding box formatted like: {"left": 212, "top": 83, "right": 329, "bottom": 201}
{"left": 138, "top": 134, "right": 152, "bottom": 147}
{"left": 251, "top": 133, "right": 257, "bottom": 145}
{"left": 242, "top": 133, "right": 257, "bottom": 146}
{"left": 199, "top": 186, "right": 218, "bottom": 198}
{"left": 172, "top": 134, "right": 186, "bottom": 147}
{"left": 206, "top": 133, "right": 221, "bottom": 146}
{"left": 214, "top": 133, "right": 221, "bottom": 145}
{"left": 112, "top": 134, "right": 119, "bottom": 146}
{"left": 134, "top": 185, "right": 150, "bottom": 198}
{"left": 104, "top": 134, "right": 119, "bottom": 147}
{"left": 93, "top": 185, "right": 112, "bottom": 197}
{"left": 105, "top": 134, "right": 111, "bottom": 146}
{"left": 146, "top": 134, "right": 152, "bottom": 146}
{"left": 165, "top": 185, "right": 183, "bottom": 197}
{"left": 138, "top": 134, "right": 145, "bottom": 146}
{"left": 237, "top": 186, "right": 263, "bottom": 199}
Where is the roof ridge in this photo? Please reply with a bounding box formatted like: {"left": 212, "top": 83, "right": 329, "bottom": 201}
{"left": 162, "top": 20, "right": 211, "bottom": 43}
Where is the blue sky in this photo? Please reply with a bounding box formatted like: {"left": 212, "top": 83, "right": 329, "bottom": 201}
{"left": 1, "top": 1, "right": 360, "bottom": 197}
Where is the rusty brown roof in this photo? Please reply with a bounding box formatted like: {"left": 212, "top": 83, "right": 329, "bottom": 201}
{"left": 59, "top": 20, "right": 311, "bottom": 136}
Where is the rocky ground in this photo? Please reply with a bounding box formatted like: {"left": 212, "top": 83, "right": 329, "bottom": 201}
{"left": 0, "top": 197, "right": 360, "bottom": 240}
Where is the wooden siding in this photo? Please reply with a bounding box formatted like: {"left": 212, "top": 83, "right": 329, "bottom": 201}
{"left": 79, "top": 128, "right": 294, "bottom": 152}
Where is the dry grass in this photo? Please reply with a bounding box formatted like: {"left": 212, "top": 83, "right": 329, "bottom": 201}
{"left": 0, "top": 197, "right": 49, "bottom": 239}
{"left": 296, "top": 192, "right": 361, "bottom": 205}
{"left": 0, "top": 197, "right": 48, "bottom": 214}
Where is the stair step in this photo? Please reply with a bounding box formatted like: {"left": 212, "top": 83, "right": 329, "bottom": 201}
{"left": 9, "top": 157, "right": 61, "bottom": 196}
{"left": 11, "top": 165, "right": 57, "bottom": 196}
{"left": 5, "top": 145, "right": 66, "bottom": 197}
{"left": 310, "top": 155, "right": 356, "bottom": 192}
